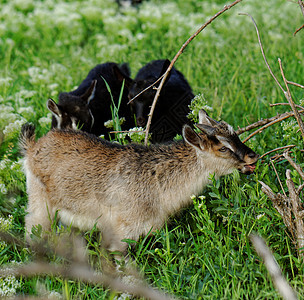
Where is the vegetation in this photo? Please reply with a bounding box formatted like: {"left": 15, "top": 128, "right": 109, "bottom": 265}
{"left": 0, "top": 0, "right": 303, "bottom": 298}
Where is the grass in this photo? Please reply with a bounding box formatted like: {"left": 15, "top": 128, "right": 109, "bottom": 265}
{"left": 0, "top": 0, "right": 304, "bottom": 298}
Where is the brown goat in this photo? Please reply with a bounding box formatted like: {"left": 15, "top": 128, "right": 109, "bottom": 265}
{"left": 19, "top": 110, "right": 259, "bottom": 254}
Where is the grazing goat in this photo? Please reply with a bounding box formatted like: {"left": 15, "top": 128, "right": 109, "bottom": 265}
{"left": 128, "top": 59, "right": 194, "bottom": 143}
{"left": 48, "top": 62, "right": 133, "bottom": 138}
{"left": 20, "top": 110, "right": 258, "bottom": 254}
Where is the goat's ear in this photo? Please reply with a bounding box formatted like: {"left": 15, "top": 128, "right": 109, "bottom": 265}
{"left": 195, "top": 124, "right": 217, "bottom": 136}
{"left": 157, "top": 59, "right": 171, "bottom": 87}
{"left": 113, "top": 64, "right": 134, "bottom": 88}
{"left": 198, "top": 109, "right": 218, "bottom": 127}
{"left": 183, "top": 125, "right": 203, "bottom": 149}
{"left": 47, "top": 98, "right": 61, "bottom": 117}
{"left": 81, "top": 80, "right": 97, "bottom": 104}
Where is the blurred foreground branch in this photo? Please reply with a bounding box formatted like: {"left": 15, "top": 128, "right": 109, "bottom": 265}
{"left": 0, "top": 232, "right": 174, "bottom": 300}
{"left": 250, "top": 234, "right": 298, "bottom": 300}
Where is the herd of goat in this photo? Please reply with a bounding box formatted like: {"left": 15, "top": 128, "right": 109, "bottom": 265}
{"left": 20, "top": 59, "right": 259, "bottom": 255}
{"left": 47, "top": 59, "right": 194, "bottom": 143}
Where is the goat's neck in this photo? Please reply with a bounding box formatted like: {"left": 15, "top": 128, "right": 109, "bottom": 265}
{"left": 154, "top": 142, "right": 218, "bottom": 215}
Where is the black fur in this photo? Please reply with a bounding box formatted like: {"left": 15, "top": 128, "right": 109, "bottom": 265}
{"left": 128, "top": 59, "right": 194, "bottom": 143}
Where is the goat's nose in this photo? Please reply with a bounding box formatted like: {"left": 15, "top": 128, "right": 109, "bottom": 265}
{"left": 137, "top": 117, "right": 146, "bottom": 127}
{"left": 247, "top": 151, "right": 257, "bottom": 158}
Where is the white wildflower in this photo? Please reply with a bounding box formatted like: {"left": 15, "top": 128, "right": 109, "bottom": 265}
{"left": 256, "top": 214, "right": 265, "bottom": 220}
{"left": 17, "top": 106, "right": 35, "bottom": 119}
{"left": 104, "top": 117, "right": 125, "bottom": 129}
{"left": 104, "top": 119, "right": 114, "bottom": 129}
{"left": 0, "top": 183, "right": 7, "bottom": 195}
{"left": 0, "top": 159, "right": 10, "bottom": 170}
{"left": 0, "top": 215, "right": 13, "bottom": 231}
{"left": 39, "top": 115, "right": 52, "bottom": 128}
{"left": 0, "top": 77, "right": 13, "bottom": 86}
{"left": 127, "top": 127, "right": 146, "bottom": 142}
{"left": 3, "top": 119, "right": 26, "bottom": 138}
{"left": 0, "top": 275, "right": 21, "bottom": 297}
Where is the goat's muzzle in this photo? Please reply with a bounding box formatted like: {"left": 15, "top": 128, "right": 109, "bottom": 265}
{"left": 240, "top": 152, "right": 259, "bottom": 174}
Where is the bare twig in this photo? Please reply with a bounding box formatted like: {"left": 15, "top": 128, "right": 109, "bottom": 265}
{"left": 294, "top": 0, "right": 304, "bottom": 36}
{"left": 286, "top": 81, "right": 304, "bottom": 89}
{"left": 109, "top": 130, "right": 145, "bottom": 134}
{"left": 127, "top": 78, "right": 162, "bottom": 104}
{"left": 259, "top": 181, "right": 295, "bottom": 241}
{"left": 286, "top": 169, "right": 304, "bottom": 257}
{"left": 239, "top": 13, "right": 285, "bottom": 92}
{"left": 294, "top": 23, "right": 304, "bottom": 35}
{"left": 241, "top": 110, "right": 304, "bottom": 143}
{"left": 236, "top": 110, "right": 304, "bottom": 135}
{"left": 278, "top": 58, "right": 304, "bottom": 139}
{"left": 250, "top": 234, "right": 298, "bottom": 300}
{"left": 270, "top": 103, "right": 304, "bottom": 110}
{"left": 298, "top": 0, "right": 304, "bottom": 17}
{"left": 144, "top": 0, "right": 243, "bottom": 145}
{"left": 270, "top": 160, "right": 287, "bottom": 197}
{"left": 283, "top": 152, "right": 304, "bottom": 181}
{"left": 259, "top": 145, "right": 296, "bottom": 160}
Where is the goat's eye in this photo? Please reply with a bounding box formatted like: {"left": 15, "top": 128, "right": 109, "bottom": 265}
{"left": 219, "top": 146, "right": 227, "bottom": 152}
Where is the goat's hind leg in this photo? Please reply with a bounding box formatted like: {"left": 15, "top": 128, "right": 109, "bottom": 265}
{"left": 25, "top": 174, "right": 54, "bottom": 241}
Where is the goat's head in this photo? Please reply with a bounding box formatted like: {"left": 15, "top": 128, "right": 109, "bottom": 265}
{"left": 183, "top": 110, "right": 259, "bottom": 175}
{"left": 48, "top": 80, "right": 97, "bottom": 132}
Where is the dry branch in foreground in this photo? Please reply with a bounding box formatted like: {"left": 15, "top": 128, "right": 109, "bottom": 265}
{"left": 0, "top": 232, "right": 175, "bottom": 300}
{"left": 250, "top": 234, "right": 298, "bottom": 300}
{"left": 259, "top": 152, "right": 304, "bottom": 259}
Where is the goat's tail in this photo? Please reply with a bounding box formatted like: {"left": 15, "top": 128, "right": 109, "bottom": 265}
{"left": 19, "top": 123, "right": 36, "bottom": 156}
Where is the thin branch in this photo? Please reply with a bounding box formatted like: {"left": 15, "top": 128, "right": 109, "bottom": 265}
{"left": 109, "top": 130, "right": 145, "bottom": 134}
{"left": 127, "top": 78, "right": 162, "bottom": 104}
{"left": 270, "top": 159, "right": 287, "bottom": 197}
{"left": 298, "top": 0, "right": 304, "bottom": 17}
{"left": 250, "top": 234, "right": 298, "bottom": 300}
{"left": 297, "top": 183, "right": 304, "bottom": 194}
{"left": 259, "top": 145, "right": 296, "bottom": 160}
{"left": 278, "top": 58, "right": 304, "bottom": 139}
{"left": 270, "top": 103, "right": 304, "bottom": 110}
{"left": 144, "top": 0, "right": 243, "bottom": 145}
{"left": 241, "top": 110, "right": 304, "bottom": 143}
{"left": 294, "top": 23, "right": 304, "bottom": 35}
{"left": 286, "top": 81, "right": 304, "bottom": 89}
{"left": 259, "top": 181, "right": 294, "bottom": 237}
{"left": 283, "top": 152, "right": 304, "bottom": 181}
{"left": 239, "top": 13, "right": 285, "bottom": 92}
{"left": 236, "top": 110, "right": 304, "bottom": 135}
{"left": 286, "top": 169, "right": 304, "bottom": 258}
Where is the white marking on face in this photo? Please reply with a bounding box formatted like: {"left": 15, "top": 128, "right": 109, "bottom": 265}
{"left": 89, "top": 109, "right": 94, "bottom": 129}
{"left": 216, "top": 135, "right": 235, "bottom": 152}
{"left": 227, "top": 124, "right": 234, "bottom": 135}
{"left": 88, "top": 86, "right": 96, "bottom": 103}
{"left": 54, "top": 114, "right": 62, "bottom": 129}
{"left": 71, "top": 117, "right": 78, "bottom": 130}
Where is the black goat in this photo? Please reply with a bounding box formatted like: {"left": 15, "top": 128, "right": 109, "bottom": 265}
{"left": 128, "top": 59, "right": 194, "bottom": 143}
{"left": 48, "top": 62, "right": 133, "bottom": 139}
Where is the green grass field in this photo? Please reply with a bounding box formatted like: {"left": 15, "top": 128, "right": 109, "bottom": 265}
{"left": 0, "top": 0, "right": 303, "bottom": 298}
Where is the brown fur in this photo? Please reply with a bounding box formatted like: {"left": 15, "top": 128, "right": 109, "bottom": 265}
{"left": 20, "top": 110, "right": 259, "bottom": 253}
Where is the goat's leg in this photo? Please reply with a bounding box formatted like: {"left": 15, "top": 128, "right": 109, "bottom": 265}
{"left": 25, "top": 175, "right": 53, "bottom": 241}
